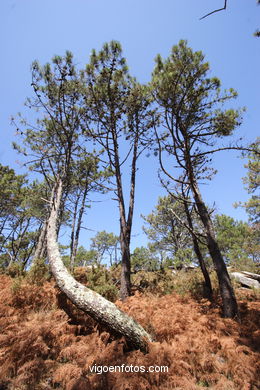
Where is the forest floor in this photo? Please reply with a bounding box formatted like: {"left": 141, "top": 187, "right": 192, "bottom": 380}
{"left": 0, "top": 273, "right": 259, "bottom": 390}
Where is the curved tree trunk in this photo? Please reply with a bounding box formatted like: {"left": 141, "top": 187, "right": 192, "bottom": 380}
{"left": 191, "top": 182, "right": 238, "bottom": 318}
{"left": 183, "top": 145, "right": 238, "bottom": 318}
{"left": 192, "top": 236, "right": 213, "bottom": 300}
{"left": 46, "top": 178, "right": 153, "bottom": 352}
{"left": 183, "top": 199, "right": 213, "bottom": 300}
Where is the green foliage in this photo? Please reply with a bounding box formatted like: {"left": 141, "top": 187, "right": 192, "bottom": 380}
{"left": 72, "top": 265, "right": 119, "bottom": 302}
{"left": 5, "top": 263, "right": 25, "bottom": 278}
{"left": 0, "top": 253, "right": 9, "bottom": 271}
{"left": 10, "top": 275, "right": 24, "bottom": 294}
{"left": 142, "top": 195, "right": 199, "bottom": 267}
{"left": 240, "top": 138, "right": 260, "bottom": 223}
{"left": 12, "top": 51, "right": 94, "bottom": 186}
{"left": 242, "top": 224, "right": 260, "bottom": 267}
{"left": 152, "top": 40, "right": 241, "bottom": 135}
{"left": 84, "top": 42, "right": 155, "bottom": 297}
{"left": 85, "top": 41, "right": 129, "bottom": 114}
{"left": 63, "top": 246, "right": 98, "bottom": 268}
{"left": 0, "top": 164, "right": 27, "bottom": 218}
{"left": 214, "top": 214, "right": 259, "bottom": 271}
{"left": 132, "top": 268, "right": 209, "bottom": 298}
{"left": 90, "top": 231, "right": 120, "bottom": 265}
{"left": 152, "top": 40, "right": 243, "bottom": 183}
{"left": 131, "top": 246, "right": 159, "bottom": 272}
{"left": 85, "top": 266, "right": 118, "bottom": 302}
{"left": 170, "top": 270, "right": 205, "bottom": 297}
{"left": 12, "top": 51, "right": 108, "bottom": 275}
{"left": 26, "top": 258, "right": 51, "bottom": 285}
{"left": 6, "top": 41, "right": 257, "bottom": 299}
{"left": 243, "top": 138, "right": 260, "bottom": 193}
{"left": 0, "top": 165, "right": 52, "bottom": 270}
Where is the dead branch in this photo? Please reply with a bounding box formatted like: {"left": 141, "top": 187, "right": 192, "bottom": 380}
{"left": 200, "top": 0, "right": 227, "bottom": 20}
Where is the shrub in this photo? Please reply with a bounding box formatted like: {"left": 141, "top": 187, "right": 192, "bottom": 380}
{"left": 86, "top": 266, "right": 119, "bottom": 302}
{"left": 26, "top": 258, "right": 51, "bottom": 286}
{"left": 73, "top": 266, "right": 119, "bottom": 302}
{"left": 4, "top": 262, "right": 25, "bottom": 278}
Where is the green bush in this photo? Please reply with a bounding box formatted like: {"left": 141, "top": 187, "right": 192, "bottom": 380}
{"left": 74, "top": 265, "right": 119, "bottom": 302}
{"left": 10, "top": 275, "right": 24, "bottom": 294}
{"left": 26, "top": 258, "right": 51, "bottom": 285}
{"left": 4, "top": 262, "right": 25, "bottom": 278}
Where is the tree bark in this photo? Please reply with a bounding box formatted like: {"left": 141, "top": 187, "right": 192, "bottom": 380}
{"left": 31, "top": 220, "right": 48, "bottom": 266}
{"left": 70, "top": 183, "right": 89, "bottom": 270}
{"left": 119, "top": 126, "right": 139, "bottom": 300}
{"left": 110, "top": 129, "right": 132, "bottom": 300}
{"left": 120, "top": 231, "right": 131, "bottom": 299}
{"left": 191, "top": 182, "right": 238, "bottom": 318}
{"left": 192, "top": 235, "right": 213, "bottom": 299}
{"left": 181, "top": 136, "right": 238, "bottom": 318}
{"left": 46, "top": 178, "right": 153, "bottom": 352}
{"left": 69, "top": 195, "right": 79, "bottom": 270}
{"left": 183, "top": 199, "right": 213, "bottom": 300}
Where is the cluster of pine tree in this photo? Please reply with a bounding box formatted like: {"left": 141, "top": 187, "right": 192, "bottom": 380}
{"left": 1, "top": 41, "right": 259, "bottom": 350}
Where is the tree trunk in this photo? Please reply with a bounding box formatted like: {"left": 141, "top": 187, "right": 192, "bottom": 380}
{"left": 70, "top": 184, "right": 89, "bottom": 270}
{"left": 191, "top": 182, "right": 238, "bottom": 318}
{"left": 32, "top": 187, "right": 56, "bottom": 267}
{"left": 119, "top": 129, "right": 139, "bottom": 300}
{"left": 113, "top": 145, "right": 132, "bottom": 300}
{"left": 183, "top": 143, "right": 238, "bottom": 318}
{"left": 120, "top": 235, "right": 131, "bottom": 299}
{"left": 193, "top": 237, "right": 213, "bottom": 299}
{"left": 183, "top": 200, "right": 213, "bottom": 300}
{"left": 31, "top": 220, "right": 48, "bottom": 266}
{"left": 46, "top": 178, "right": 153, "bottom": 352}
{"left": 69, "top": 195, "right": 79, "bottom": 270}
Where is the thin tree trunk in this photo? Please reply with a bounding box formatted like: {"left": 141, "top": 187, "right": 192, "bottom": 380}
{"left": 120, "top": 127, "right": 139, "bottom": 299}
{"left": 70, "top": 183, "right": 89, "bottom": 270}
{"left": 0, "top": 215, "right": 9, "bottom": 242}
{"left": 32, "top": 187, "right": 56, "bottom": 267}
{"left": 182, "top": 138, "right": 238, "bottom": 318}
{"left": 120, "top": 231, "right": 131, "bottom": 299}
{"left": 69, "top": 195, "right": 79, "bottom": 270}
{"left": 7, "top": 251, "right": 14, "bottom": 268}
{"left": 114, "top": 243, "right": 118, "bottom": 265}
{"left": 110, "top": 129, "right": 132, "bottom": 299}
{"left": 12, "top": 218, "right": 31, "bottom": 263}
{"left": 31, "top": 220, "right": 48, "bottom": 266}
{"left": 46, "top": 178, "right": 153, "bottom": 352}
{"left": 191, "top": 182, "right": 238, "bottom": 318}
{"left": 183, "top": 199, "right": 213, "bottom": 300}
{"left": 192, "top": 235, "right": 213, "bottom": 299}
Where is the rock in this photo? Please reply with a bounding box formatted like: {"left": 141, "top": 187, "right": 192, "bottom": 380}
{"left": 231, "top": 272, "right": 260, "bottom": 289}
{"left": 241, "top": 271, "right": 260, "bottom": 282}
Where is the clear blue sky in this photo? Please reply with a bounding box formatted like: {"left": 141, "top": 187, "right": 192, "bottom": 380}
{"left": 1, "top": 0, "right": 259, "bottom": 251}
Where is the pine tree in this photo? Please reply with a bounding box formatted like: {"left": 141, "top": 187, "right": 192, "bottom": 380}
{"left": 12, "top": 49, "right": 153, "bottom": 351}
{"left": 83, "top": 41, "right": 154, "bottom": 299}
{"left": 151, "top": 40, "right": 243, "bottom": 318}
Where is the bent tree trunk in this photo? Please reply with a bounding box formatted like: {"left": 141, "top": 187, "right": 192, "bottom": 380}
{"left": 192, "top": 236, "right": 213, "bottom": 300}
{"left": 46, "top": 178, "right": 153, "bottom": 352}
{"left": 183, "top": 200, "right": 213, "bottom": 299}
{"left": 191, "top": 182, "right": 238, "bottom": 318}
